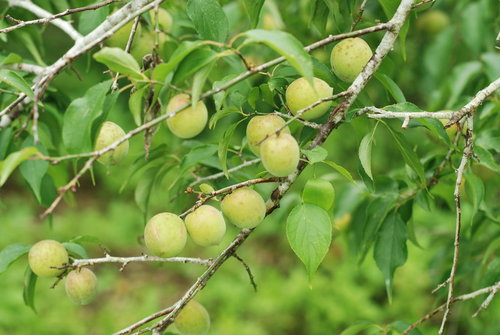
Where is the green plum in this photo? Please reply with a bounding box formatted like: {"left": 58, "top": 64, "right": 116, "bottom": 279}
{"left": 416, "top": 10, "right": 450, "bottom": 36}
{"left": 246, "top": 115, "right": 290, "bottom": 155}
{"left": 144, "top": 212, "right": 187, "bottom": 257}
{"left": 65, "top": 267, "right": 98, "bottom": 305}
{"left": 260, "top": 133, "right": 300, "bottom": 177}
{"left": 331, "top": 37, "right": 373, "bottom": 83}
{"left": 221, "top": 188, "right": 266, "bottom": 229}
{"left": 166, "top": 94, "right": 208, "bottom": 139}
{"left": 94, "top": 121, "right": 129, "bottom": 165}
{"left": 28, "top": 240, "right": 69, "bottom": 277}
{"left": 175, "top": 300, "right": 210, "bottom": 335}
{"left": 185, "top": 205, "right": 226, "bottom": 247}
{"left": 285, "top": 77, "right": 333, "bottom": 120}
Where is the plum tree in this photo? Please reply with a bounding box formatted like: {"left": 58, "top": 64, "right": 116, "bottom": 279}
{"left": 330, "top": 37, "right": 373, "bottom": 82}
{"left": 65, "top": 268, "right": 98, "bottom": 305}
{"left": 246, "top": 115, "right": 290, "bottom": 155}
{"left": 221, "top": 188, "right": 266, "bottom": 229}
{"left": 150, "top": 8, "right": 172, "bottom": 32}
{"left": 174, "top": 300, "right": 210, "bottom": 335}
{"left": 166, "top": 94, "right": 208, "bottom": 139}
{"left": 144, "top": 212, "right": 187, "bottom": 257}
{"left": 416, "top": 9, "right": 450, "bottom": 35}
{"left": 285, "top": 77, "right": 333, "bottom": 120}
{"left": 94, "top": 121, "right": 129, "bottom": 165}
{"left": 260, "top": 133, "right": 300, "bottom": 177}
{"left": 184, "top": 205, "right": 226, "bottom": 247}
{"left": 28, "top": 240, "right": 69, "bottom": 277}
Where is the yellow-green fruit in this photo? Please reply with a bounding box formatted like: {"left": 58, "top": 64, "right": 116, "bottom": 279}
{"left": 260, "top": 133, "right": 300, "bottom": 177}
{"left": 335, "top": 213, "right": 352, "bottom": 233}
{"left": 246, "top": 115, "right": 290, "bottom": 155}
{"left": 107, "top": 20, "right": 142, "bottom": 48}
{"left": 221, "top": 188, "right": 266, "bottom": 229}
{"left": 416, "top": 10, "right": 450, "bottom": 35}
{"left": 285, "top": 77, "right": 333, "bottom": 120}
{"left": 261, "top": 13, "right": 283, "bottom": 30}
{"left": 144, "top": 212, "right": 187, "bottom": 257}
{"left": 95, "top": 121, "right": 129, "bottom": 165}
{"left": 65, "top": 268, "right": 98, "bottom": 305}
{"left": 302, "top": 178, "right": 335, "bottom": 211}
{"left": 175, "top": 300, "right": 210, "bottom": 335}
{"left": 185, "top": 205, "right": 226, "bottom": 247}
{"left": 28, "top": 240, "right": 68, "bottom": 277}
{"left": 150, "top": 8, "right": 173, "bottom": 32}
{"left": 130, "top": 31, "right": 169, "bottom": 62}
{"left": 166, "top": 94, "right": 208, "bottom": 139}
{"left": 331, "top": 37, "right": 373, "bottom": 83}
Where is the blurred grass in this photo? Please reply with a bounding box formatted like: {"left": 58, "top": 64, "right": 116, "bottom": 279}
{"left": 1, "top": 189, "right": 498, "bottom": 335}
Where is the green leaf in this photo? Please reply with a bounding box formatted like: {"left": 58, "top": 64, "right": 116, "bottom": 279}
{"left": 322, "top": 160, "right": 358, "bottom": 186}
{"left": 417, "top": 118, "right": 450, "bottom": 146}
{"left": 475, "top": 147, "right": 499, "bottom": 171}
{"left": 391, "top": 320, "right": 423, "bottom": 335}
{"left": 62, "top": 242, "right": 88, "bottom": 259}
{"left": 481, "top": 53, "right": 500, "bottom": 82}
{"left": 302, "top": 179, "right": 335, "bottom": 211}
{"left": 242, "top": 0, "right": 265, "bottom": 28}
{"left": 460, "top": 2, "right": 483, "bottom": 57}
{"left": 218, "top": 118, "right": 245, "bottom": 178}
{"left": 0, "top": 53, "right": 23, "bottom": 65}
{"left": 173, "top": 48, "right": 217, "bottom": 85}
{"left": 0, "top": 147, "right": 39, "bottom": 187}
{"left": 129, "top": 86, "right": 147, "bottom": 126}
{"left": 340, "top": 321, "right": 380, "bottom": 335}
{"left": 359, "top": 133, "right": 374, "bottom": 180}
{"left": 191, "top": 62, "right": 214, "bottom": 108}
{"left": 135, "top": 166, "right": 161, "bottom": 215}
{"left": 374, "top": 212, "right": 408, "bottom": 301}
{"left": 0, "top": 243, "right": 31, "bottom": 274}
{"left": 465, "top": 173, "right": 484, "bottom": 219}
{"left": 0, "top": 128, "right": 13, "bottom": 160}
{"left": 286, "top": 203, "right": 332, "bottom": 280}
{"left": 302, "top": 146, "right": 328, "bottom": 164}
{"left": 0, "top": 70, "right": 34, "bottom": 99}
{"left": 68, "top": 235, "right": 101, "bottom": 244}
{"left": 19, "top": 137, "right": 49, "bottom": 203}
{"left": 78, "top": 1, "right": 109, "bottom": 35}
{"left": 93, "top": 47, "right": 143, "bottom": 79}
{"left": 180, "top": 144, "right": 218, "bottom": 174}
{"left": 23, "top": 266, "right": 37, "bottom": 312}
{"left": 187, "top": 0, "right": 229, "bottom": 42}
{"left": 384, "top": 123, "right": 426, "bottom": 184}
{"left": 62, "top": 80, "right": 112, "bottom": 154}
{"left": 445, "top": 61, "right": 482, "bottom": 109}
{"left": 377, "top": 0, "right": 399, "bottom": 18}
{"left": 153, "top": 41, "right": 204, "bottom": 83}
{"left": 310, "top": 0, "right": 330, "bottom": 34}
{"left": 374, "top": 73, "right": 406, "bottom": 103}
{"left": 241, "top": 29, "right": 313, "bottom": 84}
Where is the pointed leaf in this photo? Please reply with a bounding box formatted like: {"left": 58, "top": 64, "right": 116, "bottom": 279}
{"left": 187, "top": 0, "right": 229, "bottom": 42}
{"left": 0, "top": 243, "right": 31, "bottom": 274}
{"left": 93, "top": 47, "right": 143, "bottom": 79}
{"left": 0, "top": 147, "right": 39, "bottom": 187}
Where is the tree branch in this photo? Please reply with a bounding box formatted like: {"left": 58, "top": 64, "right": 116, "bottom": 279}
{"left": 70, "top": 254, "right": 212, "bottom": 268}
{"left": 7, "top": 0, "right": 83, "bottom": 40}
{"left": 1, "top": 0, "right": 118, "bottom": 34}
{"left": 114, "top": 1, "right": 416, "bottom": 334}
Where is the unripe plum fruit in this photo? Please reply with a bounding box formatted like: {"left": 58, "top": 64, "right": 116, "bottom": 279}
{"left": 150, "top": 8, "right": 172, "bottom": 32}
{"left": 107, "top": 19, "right": 142, "bottom": 49}
{"left": 130, "top": 31, "right": 169, "bottom": 62}
{"left": 246, "top": 115, "right": 290, "bottom": 155}
{"left": 302, "top": 178, "right": 335, "bottom": 211}
{"left": 416, "top": 10, "right": 450, "bottom": 35}
{"left": 331, "top": 37, "right": 373, "bottom": 83}
{"left": 94, "top": 121, "right": 129, "bottom": 165}
{"left": 260, "top": 133, "right": 300, "bottom": 177}
{"left": 65, "top": 267, "right": 98, "bottom": 305}
{"left": 439, "top": 116, "right": 466, "bottom": 139}
{"left": 144, "top": 212, "right": 187, "bottom": 257}
{"left": 175, "top": 300, "right": 210, "bottom": 335}
{"left": 285, "top": 77, "right": 333, "bottom": 120}
{"left": 185, "top": 205, "right": 226, "bottom": 247}
{"left": 166, "top": 94, "right": 208, "bottom": 139}
{"left": 221, "top": 188, "right": 266, "bottom": 229}
{"left": 28, "top": 240, "right": 69, "bottom": 277}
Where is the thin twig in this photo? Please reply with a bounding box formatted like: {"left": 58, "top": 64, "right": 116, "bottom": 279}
{"left": 70, "top": 254, "right": 213, "bottom": 268}
{"left": 233, "top": 253, "right": 257, "bottom": 292}
{"left": 402, "top": 281, "right": 500, "bottom": 335}
{"left": 438, "top": 117, "right": 474, "bottom": 335}
{"left": 180, "top": 177, "right": 281, "bottom": 218}
{"left": 351, "top": 0, "right": 369, "bottom": 31}
{"left": 1, "top": 0, "right": 117, "bottom": 34}
{"left": 112, "top": 16, "right": 141, "bottom": 90}
{"left": 187, "top": 158, "right": 262, "bottom": 189}
{"left": 7, "top": 0, "right": 84, "bottom": 40}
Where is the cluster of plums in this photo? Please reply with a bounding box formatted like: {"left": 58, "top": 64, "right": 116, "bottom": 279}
{"left": 95, "top": 37, "right": 373, "bottom": 178}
